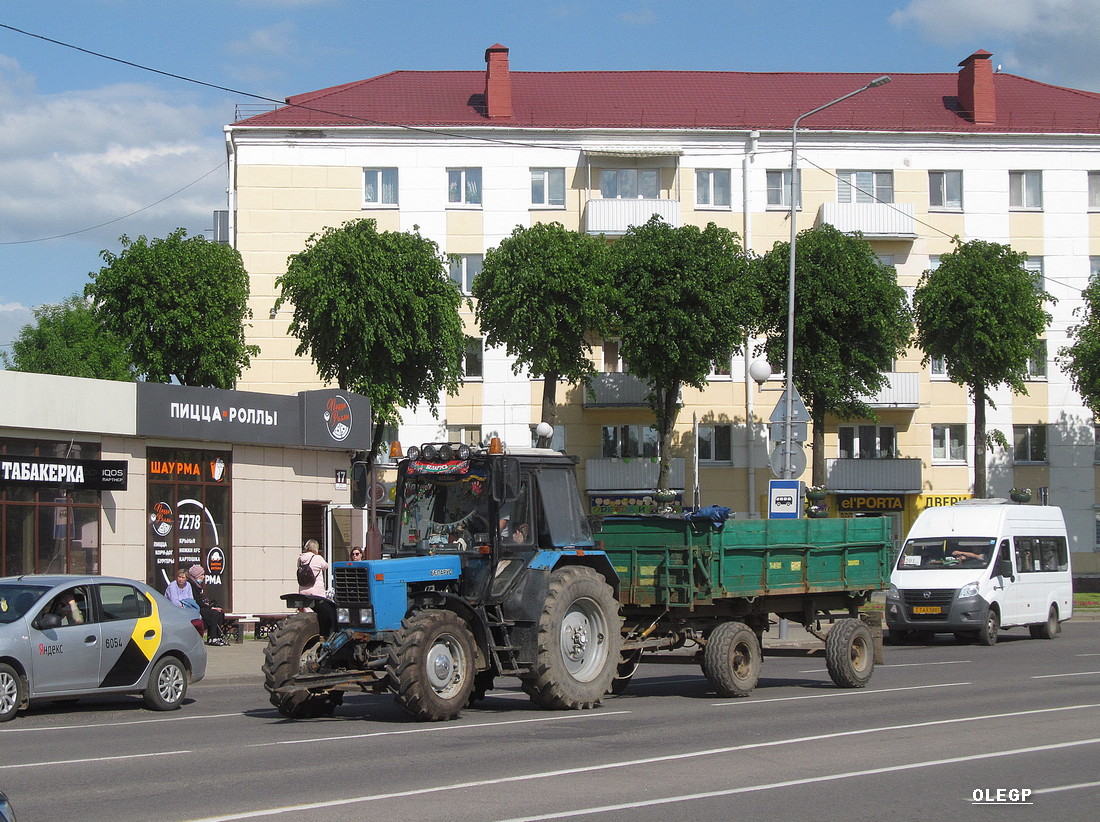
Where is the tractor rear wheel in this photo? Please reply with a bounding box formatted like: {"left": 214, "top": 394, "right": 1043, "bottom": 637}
{"left": 522, "top": 566, "right": 622, "bottom": 710}
{"left": 263, "top": 612, "right": 341, "bottom": 718}
{"left": 825, "top": 618, "right": 875, "bottom": 688}
{"left": 388, "top": 609, "right": 476, "bottom": 721}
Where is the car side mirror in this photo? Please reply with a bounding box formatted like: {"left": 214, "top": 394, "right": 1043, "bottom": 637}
{"left": 34, "top": 613, "right": 63, "bottom": 630}
{"left": 997, "top": 558, "right": 1014, "bottom": 579}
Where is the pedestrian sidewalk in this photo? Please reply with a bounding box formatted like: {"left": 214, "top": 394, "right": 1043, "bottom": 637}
{"left": 196, "top": 638, "right": 268, "bottom": 686}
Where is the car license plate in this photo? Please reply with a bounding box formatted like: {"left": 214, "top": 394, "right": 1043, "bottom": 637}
{"left": 912, "top": 606, "right": 942, "bottom": 614}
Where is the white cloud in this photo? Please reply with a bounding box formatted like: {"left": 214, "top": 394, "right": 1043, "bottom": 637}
{"left": 227, "top": 22, "right": 298, "bottom": 59}
{"left": 891, "top": 0, "right": 1100, "bottom": 90}
{"left": 0, "top": 61, "right": 227, "bottom": 251}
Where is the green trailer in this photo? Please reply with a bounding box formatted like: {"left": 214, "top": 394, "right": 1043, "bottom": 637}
{"left": 594, "top": 514, "right": 892, "bottom": 696}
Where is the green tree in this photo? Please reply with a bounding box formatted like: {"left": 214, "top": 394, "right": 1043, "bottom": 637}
{"left": 86, "top": 229, "right": 258, "bottom": 388}
{"left": 275, "top": 218, "right": 465, "bottom": 457}
{"left": 755, "top": 224, "right": 914, "bottom": 484}
{"left": 472, "top": 223, "right": 610, "bottom": 441}
{"left": 914, "top": 239, "right": 1052, "bottom": 498}
{"left": 1060, "top": 276, "right": 1100, "bottom": 415}
{"left": 608, "top": 217, "right": 759, "bottom": 494}
{"left": 2, "top": 294, "right": 135, "bottom": 380}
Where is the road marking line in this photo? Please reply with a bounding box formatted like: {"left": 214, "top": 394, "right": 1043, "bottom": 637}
{"left": 1034, "top": 779, "right": 1100, "bottom": 795}
{"left": 712, "top": 681, "right": 969, "bottom": 706}
{"left": 0, "top": 750, "right": 190, "bottom": 771}
{"left": 183, "top": 703, "right": 1100, "bottom": 822}
{"left": 496, "top": 737, "right": 1100, "bottom": 821}
{"left": 249, "top": 710, "right": 634, "bottom": 747}
{"left": 1031, "top": 670, "right": 1100, "bottom": 679}
{"left": 0, "top": 711, "right": 249, "bottom": 734}
{"left": 799, "top": 659, "right": 970, "bottom": 673}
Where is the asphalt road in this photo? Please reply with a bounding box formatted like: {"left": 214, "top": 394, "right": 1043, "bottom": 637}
{"left": 2, "top": 621, "right": 1098, "bottom": 822}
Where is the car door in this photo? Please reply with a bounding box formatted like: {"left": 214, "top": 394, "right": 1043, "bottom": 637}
{"left": 95, "top": 583, "right": 158, "bottom": 689}
{"left": 28, "top": 585, "right": 101, "bottom": 694}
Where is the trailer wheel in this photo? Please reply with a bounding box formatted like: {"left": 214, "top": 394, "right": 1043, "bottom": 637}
{"left": 388, "top": 609, "right": 476, "bottom": 721}
{"left": 702, "top": 622, "right": 761, "bottom": 698}
{"left": 825, "top": 618, "right": 874, "bottom": 688}
{"left": 522, "top": 566, "right": 622, "bottom": 710}
{"left": 977, "top": 608, "right": 999, "bottom": 647}
{"left": 1029, "top": 605, "right": 1059, "bottom": 640}
{"left": 263, "top": 612, "right": 340, "bottom": 718}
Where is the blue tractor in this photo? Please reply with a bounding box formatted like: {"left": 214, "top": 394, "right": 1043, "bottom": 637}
{"left": 262, "top": 438, "right": 622, "bottom": 721}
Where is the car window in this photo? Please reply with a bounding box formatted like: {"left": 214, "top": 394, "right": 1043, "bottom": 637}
{"left": 99, "top": 584, "right": 151, "bottom": 621}
{"left": 44, "top": 586, "right": 92, "bottom": 626}
{"left": 0, "top": 585, "right": 50, "bottom": 624}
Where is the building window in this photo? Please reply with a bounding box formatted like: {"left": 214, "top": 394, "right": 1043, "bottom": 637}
{"left": 709, "top": 357, "right": 732, "bottom": 378}
{"left": 530, "top": 424, "right": 567, "bottom": 452}
{"left": 698, "top": 425, "right": 733, "bottom": 462}
{"left": 602, "top": 339, "right": 624, "bottom": 373}
{"left": 929, "top": 171, "right": 963, "bottom": 210}
{"left": 463, "top": 336, "right": 483, "bottom": 379}
{"left": 1013, "top": 425, "right": 1047, "bottom": 463}
{"left": 374, "top": 424, "right": 399, "bottom": 463}
{"left": 1024, "top": 257, "right": 1044, "bottom": 289}
{"left": 1091, "top": 257, "right": 1100, "bottom": 283}
{"left": 766, "top": 169, "right": 800, "bottom": 208}
{"left": 601, "top": 424, "right": 658, "bottom": 458}
{"left": 1026, "top": 340, "right": 1047, "bottom": 379}
{"left": 1094, "top": 424, "right": 1100, "bottom": 464}
{"left": 837, "top": 170, "right": 893, "bottom": 204}
{"left": 695, "top": 169, "right": 731, "bottom": 207}
{"left": 448, "top": 168, "right": 482, "bottom": 205}
{"left": 1009, "top": 171, "right": 1042, "bottom": 209}
{"left": 599, "top": 169, "right": 659, "bottom": 199}
{"left": 1090, "top": 171, "right": 1100, "bottom": 211}
{"left": 930, "top": 354, "right": 947, "bottom": 377}
{"left": 531, "top": 168, "right": 565, "bottom": 206}
{"left": 447, "top": 426, "right": 483, "bottom": 446}
{"left": 363, "top": 168, "right": 398, "bottom": 205}
{"left": 838, "top": 425, "right": 896, "bottom": 459}
{"left": 449, "top": 254, "right": 483, "bottom": 295}
{"left": 932, "top": 424, "right": 966, "bottom": 461}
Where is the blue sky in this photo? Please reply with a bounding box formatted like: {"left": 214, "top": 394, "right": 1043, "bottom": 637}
{"left": 2, "top": 0, "right": 1099, "bottom": 352}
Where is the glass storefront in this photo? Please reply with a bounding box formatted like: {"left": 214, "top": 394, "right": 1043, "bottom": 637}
{"left": 0, "top": 439, "right": 102, "bottom": 576}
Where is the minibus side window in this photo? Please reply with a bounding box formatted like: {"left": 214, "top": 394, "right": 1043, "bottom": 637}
{"left": 1014, "top": 537, "right": 1036, "bottom": 573}
{"left": 1036, "top": 536, "right": 1068, "bottom": 572}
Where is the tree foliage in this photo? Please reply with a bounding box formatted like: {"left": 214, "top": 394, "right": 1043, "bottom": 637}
{"left": 914, "top": 239, "right": 1052, "bottom": 497}
{"left": 472, "top": 222, "right": 610, "bottom": 435}
{"left": 755, "top": 224, "right": 913, "bottom": 483}
{"left": 85, "top": 228, "right": 258, "bottom": 388}
{"left": 2, "top": 294, "right": 135, "bottom": 381}
{"left": 608, "top": 217, "right": 759, "bottom": 492}
{"left": 1059, "top": 277, "right": 1100, "bottom": 416}
{"left": 276, "top": 218, "right": 465, "bottom": 456}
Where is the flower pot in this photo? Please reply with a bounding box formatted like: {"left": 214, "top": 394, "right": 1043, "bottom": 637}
{"left": 806, "top": 489, "right": 827, "bottom": 501}
{"left": 1010, "top": 491, "right": 1032, "bottom": 504}
{"left": 807, "top": 507, "right": 829, "bottom": 518}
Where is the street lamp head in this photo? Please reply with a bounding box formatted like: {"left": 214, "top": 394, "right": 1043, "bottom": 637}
{"left": 749, "top": 360, "right": 773, "bottom": 385}
{"left": 868, "top": 75, "right": 892, "bottom": 88}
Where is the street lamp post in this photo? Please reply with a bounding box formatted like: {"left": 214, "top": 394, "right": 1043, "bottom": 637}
{"left": 781, "top": 75, "right": 892, "bottom": 479}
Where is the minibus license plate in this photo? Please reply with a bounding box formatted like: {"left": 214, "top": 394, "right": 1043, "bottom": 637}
{"left": 912, "top": 606, "right": 941, "bottom": 614}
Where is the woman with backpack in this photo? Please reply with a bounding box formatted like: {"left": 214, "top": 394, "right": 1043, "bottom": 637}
{"left": 297, "top": 539, "right": 328, "bottom": 598}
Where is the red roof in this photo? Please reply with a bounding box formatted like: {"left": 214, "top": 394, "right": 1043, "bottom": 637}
{"left": 236, "top": 65, "right": 1100, "bottom": 134}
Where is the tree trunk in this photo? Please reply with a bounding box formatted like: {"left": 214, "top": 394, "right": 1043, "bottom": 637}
{"left": 973, "top": 379, "right": 987, "bottom": 499}
{"left": 811, "top": 407, "right": 826, "bottom": 486}
{"left": 655, "top": 381, "right": 681, "bottom": 494}
{"left": 538, "top": 370, "right": 559, "bottom": 448}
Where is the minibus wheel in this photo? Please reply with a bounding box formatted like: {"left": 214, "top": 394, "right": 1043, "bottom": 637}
{"left": 1028, "top": 605, "right": 1059, "bottom": 640}
{"left": 977, "top": 609, "right": 999, "bottom": 646}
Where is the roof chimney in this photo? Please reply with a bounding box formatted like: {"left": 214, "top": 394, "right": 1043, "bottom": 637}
{"left": 957, "top": 50, "right": 996, "bottom": 125}
{"left": 484, "top": 43, "right": 512, "bottom": 119}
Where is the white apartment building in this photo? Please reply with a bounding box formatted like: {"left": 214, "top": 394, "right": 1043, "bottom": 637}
{"left": 225, "top": 46, "right": 1100, "bottom": 579}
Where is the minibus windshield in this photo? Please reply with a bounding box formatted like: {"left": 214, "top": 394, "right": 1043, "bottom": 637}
{"left": 896, "top": 537, "right": 996, "bottom": 570}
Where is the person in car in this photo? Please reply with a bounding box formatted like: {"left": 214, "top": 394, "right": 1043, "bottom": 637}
{"left": 50, "top": 591, "right": 84, "bottom": 625}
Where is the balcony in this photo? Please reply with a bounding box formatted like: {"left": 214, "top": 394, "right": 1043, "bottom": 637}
{"left": 585, "top": 457, "right": 686, "bottom": 492}
{"left": 584, "top": 373, "right": 651, "bottom": 407}
{"left": 860, "top": 372, "right": 920, "bottom": 409}
{"left": 817, "top": 202, "right": 916, "bottom": 239}
{"left": 584, "top": 198, "right": 680, "bottom": 235}
{"left": 825, "top": 458, "right": 922, "bottom": 492}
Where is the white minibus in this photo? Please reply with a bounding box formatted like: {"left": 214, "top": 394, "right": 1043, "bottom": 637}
{"left": 885, "top": 501, "right": 1073, "bottom": 645}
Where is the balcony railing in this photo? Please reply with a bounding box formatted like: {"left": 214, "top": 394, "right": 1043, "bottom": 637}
{"left": 585, "top": 457, "right": 685, "bottom": 492}
{"left": 818, "top": 202, "right": 916, "bottom": 239}
{"left": 584, "top": 198, "right": 680, "bottom": 235}
{"left": 860, "top": 371, "right": 920, "bottom": 408}
{"left": 584, "top": 373, "right": 651, "bottom": 407}
{"left": 825, "top": 457, "right": 923, "bottom": 492}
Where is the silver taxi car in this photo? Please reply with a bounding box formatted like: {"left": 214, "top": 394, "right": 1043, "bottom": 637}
{"left": 0, "top": 575, "right": 207, "bottom": 721}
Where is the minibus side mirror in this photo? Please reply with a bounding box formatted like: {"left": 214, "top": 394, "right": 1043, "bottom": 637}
{"left": 997, "top": 558, "right": 1014, "bottom": 580}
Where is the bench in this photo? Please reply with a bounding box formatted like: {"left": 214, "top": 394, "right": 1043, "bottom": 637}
{"left": 222, "top": 613, "right": 292, "bottom": 643}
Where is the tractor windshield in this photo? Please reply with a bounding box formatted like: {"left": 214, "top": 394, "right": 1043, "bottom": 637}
{"left": 396, "top": 465, "right": 493, "bottom": 554}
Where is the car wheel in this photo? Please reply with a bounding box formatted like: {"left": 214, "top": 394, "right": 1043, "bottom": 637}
{"left": 143, "top": 656, "right": 188, "bottom": 711}
{"left": 0, "top": 663, "right": 25, "bottom": 722}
